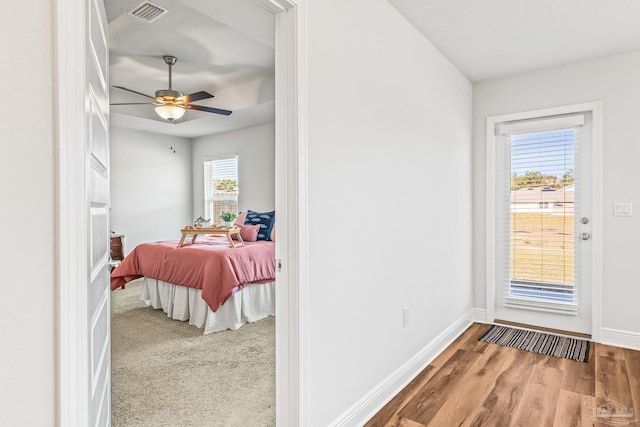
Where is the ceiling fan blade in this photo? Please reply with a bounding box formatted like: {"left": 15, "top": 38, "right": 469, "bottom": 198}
{"left": 113, "top": 85, "right": 156, "bottom": 100}
{"left": 186, "top": 104, "right": 232, "bottom": 116}
{"left": 110, "top": 102, "right": 154, "bottom": 105}
{"left": 183, "top": 91, "right": 214, "bottom": 103}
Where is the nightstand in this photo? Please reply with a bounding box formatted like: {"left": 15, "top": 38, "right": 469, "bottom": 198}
{"left": 110, "top": 234, "right": 125, "bottom": 271}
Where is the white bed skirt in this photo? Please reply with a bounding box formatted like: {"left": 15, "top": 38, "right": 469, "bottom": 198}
{"left": 140, "top": 278, "right": 276, "bottom": 334}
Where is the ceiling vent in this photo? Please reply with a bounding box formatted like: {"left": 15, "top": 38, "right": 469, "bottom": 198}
{"left": 129, "top": 1, "right": 168, "bottom": 23}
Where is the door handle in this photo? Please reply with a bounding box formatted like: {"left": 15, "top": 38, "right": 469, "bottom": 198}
{"left": 580, "top": 232, "right": 591, "bottom": 241}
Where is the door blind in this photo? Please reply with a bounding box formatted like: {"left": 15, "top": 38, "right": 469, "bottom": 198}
{"left": 497, "top": 116, "right": 583, "bottom": 314}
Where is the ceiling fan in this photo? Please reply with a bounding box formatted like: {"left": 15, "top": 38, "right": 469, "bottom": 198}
{"left": 111, "top": 55, "right": 232, "bottom": 123}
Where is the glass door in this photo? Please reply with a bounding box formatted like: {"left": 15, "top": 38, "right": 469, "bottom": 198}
{"left": 493, "top": 113, "right": 593, "bottom": 335}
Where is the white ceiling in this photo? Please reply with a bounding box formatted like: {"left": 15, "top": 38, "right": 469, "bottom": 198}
{"left": 106, "top": 0, "right": 275, "bottom": 137}
{"left": 387, "top": 0, "right": 640, "bottom": 82}
{"left": 108, "top": 0, "right": 640, "bottom": 137}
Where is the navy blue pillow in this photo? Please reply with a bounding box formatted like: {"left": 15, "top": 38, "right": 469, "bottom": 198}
{"left": 244, "top": 210, "right": 275, "bottom": 241}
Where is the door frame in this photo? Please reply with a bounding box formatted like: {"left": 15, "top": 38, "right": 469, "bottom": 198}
{"left": 55, "top": 0, "right": 308, "bottom": 425}
{"left": 253, "top": 1, "right": 308, "bottom": 425}
{"left": 485, "top": 101, "right": 603, "bottom": 340}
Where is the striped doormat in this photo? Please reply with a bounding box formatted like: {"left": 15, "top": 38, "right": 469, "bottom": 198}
{"left": 479, "top": 325, "right": 590, "bottom": 362}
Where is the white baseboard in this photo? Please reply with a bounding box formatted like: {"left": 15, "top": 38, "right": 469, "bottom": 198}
{"left": 472, "top": 308, "right": 488, "bottom": 323}
{"left": 328, "top": 310, "right": 474, "bottom": 427}
{"left": 599, "top": 327, "right": 640, "bottom": 351}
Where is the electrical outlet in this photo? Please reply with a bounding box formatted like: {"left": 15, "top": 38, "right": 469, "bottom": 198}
{"left": 403, "top": 306, "right": 410, "bottom": 327}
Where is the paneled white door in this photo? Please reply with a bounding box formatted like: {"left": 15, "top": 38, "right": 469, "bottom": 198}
{"left": 86, "top": 0, "right": 111, "bottom": 424}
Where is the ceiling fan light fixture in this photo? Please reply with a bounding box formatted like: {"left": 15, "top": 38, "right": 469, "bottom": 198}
{"left": 155, "top": 104, "right": 185, "bottom": 121}
{"left": 111, "top": 55, "right": 232, "bottom": 120}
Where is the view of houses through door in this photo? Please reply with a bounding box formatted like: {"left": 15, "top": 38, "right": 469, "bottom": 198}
{"left": 487, "top": 103, "right": 602, "bottom": 337}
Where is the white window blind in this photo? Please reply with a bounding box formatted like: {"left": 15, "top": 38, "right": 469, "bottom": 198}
{"left": 203, "top": 154, "right": 238, "bottom": 224}
{"left": 496, "top": 115, "right": 583, "bottom": 315}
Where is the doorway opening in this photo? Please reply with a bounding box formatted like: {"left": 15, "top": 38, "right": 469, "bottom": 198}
{"left": 56, "top": 0, "right": 305, "bottom": 426}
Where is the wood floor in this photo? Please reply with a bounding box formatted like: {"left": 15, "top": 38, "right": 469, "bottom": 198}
{"left": 365, "top": 323, "right": 640, "bottom": 427}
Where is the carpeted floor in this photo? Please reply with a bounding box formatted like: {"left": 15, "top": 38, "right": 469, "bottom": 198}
{"left": 111, "top": 280, "right": 275, "bottom": 427}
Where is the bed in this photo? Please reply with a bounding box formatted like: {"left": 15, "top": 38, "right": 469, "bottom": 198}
{"left": 110, "top": 235, "right": 276, "bottom": 334}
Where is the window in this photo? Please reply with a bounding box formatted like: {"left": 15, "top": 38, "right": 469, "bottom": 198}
{"left": 495, "top": 114, "right": 584, "bottom": 313}
{"left": 203, "top": 154, "right": 238, "bottom": 224}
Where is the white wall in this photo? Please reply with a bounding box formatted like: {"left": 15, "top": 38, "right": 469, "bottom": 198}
{"left": 191, "top": 123, "right": 275, "bottom": 217}
{"left": 110, "top": 127, "right": 192, "bottom": 252}
{"left": 0, "top": 1, "right": 55, "bottom": 425}
{"left": 6, "top": 1, "right": 472, "bottom": 425}
{"left": 473, "top": 50, "right": 640, "bottom": 340}
{"left": 306, "top": 1, "right": 473, "bottom": 425}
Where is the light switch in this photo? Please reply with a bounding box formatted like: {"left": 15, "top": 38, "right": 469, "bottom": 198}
{"left": 614, "top": 202, "right": 633, "bottom": 217}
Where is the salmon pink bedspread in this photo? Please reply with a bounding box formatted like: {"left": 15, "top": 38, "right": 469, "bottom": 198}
{"left": 110, "top": 237, "right": 275, "bottom": 312}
